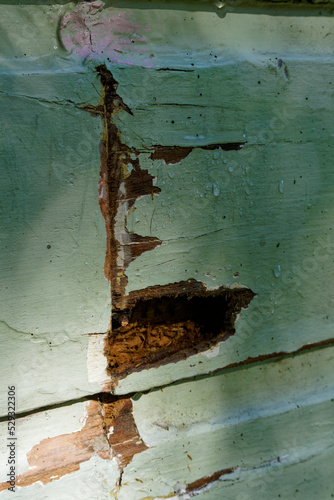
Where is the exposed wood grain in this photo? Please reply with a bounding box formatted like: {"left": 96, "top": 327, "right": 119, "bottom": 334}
{"left": 0, "top": 397, "right": 146, "bottom": 492}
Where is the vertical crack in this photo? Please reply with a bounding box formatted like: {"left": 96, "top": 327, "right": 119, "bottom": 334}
{"left": 91, "top": 65, "right": 161, "bottom": 310}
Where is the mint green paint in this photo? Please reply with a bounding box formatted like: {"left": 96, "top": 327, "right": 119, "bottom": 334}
{"left": 0, "top": 1, "right": 333, "bottom": 497}
{"left": 0, "top": 401, "right": 88, "bottom": 481}
{"left": 0, "top": 85, "right": 109, "bottom": 337}
{"left": 2, "top": 345, "right": 333, "bottom": 498}
{"left": 0, "top": 322, "right": 99, "bottom": 416}
{"left": 16, "top": 457, "right": 119, "bottom": 500}
{"left": 116, "top": 68, "right": 334, "bottom": 391}
{"left": 119, "top": 346, "right": 334, "bottom": 499}
{"left": 0, "top": 7, "right": 110, "bottom": 414}
{"left": 187, "top": 446, "right": 334, "bottom": 500}
{"left": 0, "top": 2, "right": 80, "bottom": 74}
{"left": 115, "top": 34, "right": 334, "bottom": 394}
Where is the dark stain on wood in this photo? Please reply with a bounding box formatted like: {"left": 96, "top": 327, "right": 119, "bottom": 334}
{"left": 150, "top": 142, "right": 246, "bottom": 164}
{"left": 105, "top": 279, "right": 255, "bottom": 381}
{"left": 186, "top": 466, "right": 239, "bottom": 493}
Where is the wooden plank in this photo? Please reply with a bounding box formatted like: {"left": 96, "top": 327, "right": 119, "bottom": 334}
{"left": 118, "top": 345, "right": 334, "bottom": 498}
{"left": 114, "top": 59, "right": 334, "bottom": 392}
{"left": 0, "top": 2, "right": 333, "bottom": 497}
{"left": 0, "top": 0, "right": 333, "bottom": 405}
{"left": 184, "top": 445, "right": 334, "bottom": 500}
{"left": 0, "top": 401, "right": 119, "bottom": 499}
{"left": 1, "top": 345, "right": 333, "bottom": 497}
{"left": 0, "top": 74, "right": 110, "bottom": 414}
{"left": 0, "top": 83, "right": 109, "bottom": 337}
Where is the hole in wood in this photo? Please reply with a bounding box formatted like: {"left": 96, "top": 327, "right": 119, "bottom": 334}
{"left": 105, "top": 279, "right": 255, "bottom": 378}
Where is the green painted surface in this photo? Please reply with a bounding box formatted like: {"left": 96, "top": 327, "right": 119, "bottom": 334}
{"left": 0, "top": 74, "right": 109, "bottom": 336}
{"left": 0, "top": 0, "right": 333, "bottom": 498}
{"left": 0, "top": 69, "right": 111, "bottom": 412}
{"left": 3, "top": 345, "right": 331, "bottom": 498}
{"left": 0, "top": 0, "right": 333, "bottom": 404}
{"left": 116, "top": 53, "right": 334, "bottom": 394}
{"left": 0, "top": 7, "right": 110, "bottom": 412}
{"left": 0, "top": 322, "right": 95, "bottom": 415}
{"left": 188, "top": 446, "right": 334, "bottom": 500}
{"left": 119, "top": 346, "right": 334, "bottom": 499}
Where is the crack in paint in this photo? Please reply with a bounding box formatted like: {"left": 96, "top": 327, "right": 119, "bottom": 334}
{"left": 88, "top": 64, "right": 162, "bottom": 310}
{"left": 139, "top": 467, "right": 240, "bottom": 499}
{"left": 83, "top": 66, "right": 256, "bottom": 389}
{"left": 3, "top": 335, "right": 334, "bottom": 423}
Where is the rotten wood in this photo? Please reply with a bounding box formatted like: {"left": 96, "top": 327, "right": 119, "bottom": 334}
{"left": 105, "top": 279, "right": 255, "bottom": 381}
{"left": 89, "top": 67, "right": 255, "bottom": 385}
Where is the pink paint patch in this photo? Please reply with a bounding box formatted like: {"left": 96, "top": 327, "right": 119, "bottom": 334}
{"left": 60, "top": 1, "right": 150, "bottom": 66}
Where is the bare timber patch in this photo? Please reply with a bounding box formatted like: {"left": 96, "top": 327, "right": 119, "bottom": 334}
{"left": 0, "top": 397, "right": 146, "bottom": 491}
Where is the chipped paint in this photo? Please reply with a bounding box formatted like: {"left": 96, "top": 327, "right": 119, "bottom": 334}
{"left": 102, "top": 397, "right": 147, "bottom": 471}
{"left": 87, "top": 333, "right": 110, "bottom": 386}
{"left": 150, "top": 143, "right": 245, "bottom": 164}
{"left": 139, "top": 467, "right": 240, "bottom": 499}
{"left": 85, "top": 65, "right": 255, "bottom": 386}
{"left": 0, "top": 397, "right": 146, "bottom": 491}
{"left": 88, "top": 65, "right": 161, "bottom": 310}
{"left": 0, "top": 400, "right": 110, "bottom": 491}
{"left": 0, "top": 1, "right": 334, "bottom": 498}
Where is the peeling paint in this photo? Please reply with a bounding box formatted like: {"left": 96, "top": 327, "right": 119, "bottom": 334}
{"left": 140, "top": 467, "right": 240, "bottom": 499}
{"left": 150, "top": 142, "right": 245, "bottom": 164}
{"left": 88, "top": 66, "right": 254, "bottom": 390}
{"left": 83, "top": 63, "right": 256, "bottom": 393}
{"left": 0, "top": 400, "right": 110, "bottom": 491}
{"left": 89, "top": 64, "right": 161, "bottom": 310}
{"left": 0, "top": 397, "right": 146, "bottom": 491}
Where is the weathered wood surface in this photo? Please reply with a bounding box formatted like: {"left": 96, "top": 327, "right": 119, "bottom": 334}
{"left": 0, "top": 0, "right": 333, "bottom": 497}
